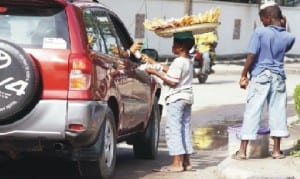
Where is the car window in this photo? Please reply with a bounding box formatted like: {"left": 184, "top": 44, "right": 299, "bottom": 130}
{"left": 92, "top": 9, "right": 126, "bottom": 58}
{"left": 108, "top": 13, "right": 140, "bottom": 63}
{"left": 83, "top": 8, "right": 121, "bottom": 56}
{"left": 88, "top": 8, "right": 126, "bottom": 57}
{"left": 83, "top": 9, "right": 104, "bottom": 52}
{"left": 0, "top": 6, "right": 70, "bottom": 49}
{"left": 108, "top": 14, "right": 132, "bottom": 52}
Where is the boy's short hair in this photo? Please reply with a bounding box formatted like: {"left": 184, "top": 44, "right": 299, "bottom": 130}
{"left": 173, "top": 31, "right": 195, "bottom": 51}
{"left": 259, "top": 5, "right": 283, "bottom": 20}
{"left": 173, "top": 38, "right": 195, "bottom": 51}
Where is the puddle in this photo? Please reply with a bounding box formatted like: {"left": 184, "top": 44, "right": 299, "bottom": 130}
{"left": 192, "top": 121, "right": 240, "bottom": 150}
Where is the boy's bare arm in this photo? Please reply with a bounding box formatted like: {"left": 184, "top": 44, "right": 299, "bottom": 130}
{"left": 146, "top": 68, "right": 177, "bottom": 88}
{"left": 240, "top": 53, "right": 255, "bottom": 89}
{"left": 141, "top": 54, "right": 169, "bottom": 72}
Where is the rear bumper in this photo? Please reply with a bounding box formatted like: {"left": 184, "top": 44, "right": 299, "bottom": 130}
{"left": 0, "top": 100, "right": 107, "bottom": 148}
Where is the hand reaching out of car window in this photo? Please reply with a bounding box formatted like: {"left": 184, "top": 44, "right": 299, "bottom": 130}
{"left": 129, "top": 41, "right": 143, "bottom": 54}
{"left": 141, "top": 54, "right": 156, "bottom": 64}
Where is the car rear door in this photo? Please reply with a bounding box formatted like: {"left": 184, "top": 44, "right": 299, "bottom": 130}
{"left": 107, "top": 12, "right": 152, "bottom": 130}
{"left": 82, "top": 7, "right": 140, "bottom": 134}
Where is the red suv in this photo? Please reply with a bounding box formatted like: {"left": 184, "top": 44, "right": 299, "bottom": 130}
{"left": 0, "top": 0, "right": 161, "bottom": 178}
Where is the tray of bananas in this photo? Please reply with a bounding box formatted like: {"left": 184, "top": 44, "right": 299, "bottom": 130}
{"left": 144, "top": 8, "right": 221, "bottom": 37}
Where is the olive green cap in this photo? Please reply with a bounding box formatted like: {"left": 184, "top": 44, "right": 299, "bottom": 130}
{"left": 174, "top": 31, "right": 194, "bottom": 39}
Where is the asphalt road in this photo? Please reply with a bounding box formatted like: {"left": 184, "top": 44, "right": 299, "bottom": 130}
{"left": 1, "top": 63, "right": 300, "bottom": 179}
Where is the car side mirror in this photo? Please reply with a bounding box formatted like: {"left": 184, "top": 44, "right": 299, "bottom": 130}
{"left": 141, "top": 48, "right": 159, "bottom": 61}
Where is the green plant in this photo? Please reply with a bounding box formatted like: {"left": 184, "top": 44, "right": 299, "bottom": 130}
{"left": 290, "top": 140, "right": 300, "bottom": 157}
{"left": 294, "top": 84, "right": 300, "bottom": 117}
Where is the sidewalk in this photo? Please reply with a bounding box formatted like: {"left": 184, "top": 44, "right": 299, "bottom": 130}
{"left": 217, "top": 117, "right": 300, "bottom": 179}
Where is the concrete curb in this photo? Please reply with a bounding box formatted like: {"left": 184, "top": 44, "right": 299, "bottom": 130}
{"left": 218, "top": 157, "right": 297, "bottom": 179}
{"left": 217, "top": 116, "right": 300, "bottom": 179}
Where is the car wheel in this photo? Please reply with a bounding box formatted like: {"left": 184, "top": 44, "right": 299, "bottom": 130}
{"left": 78, "top": 108, "right": 117, "bottom": 179}
{"left": 198, "top": 74, "right": 208, "bottom": 84}
{"left": 133, "top": 96, "right": 161, "bottom": 159}
{"left": 0, "top": 40, "right": 40, "bottom": 124}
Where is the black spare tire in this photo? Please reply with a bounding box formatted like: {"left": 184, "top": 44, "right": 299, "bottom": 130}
{"left": 0, "top": 40, "right": 40, "bottom": 124}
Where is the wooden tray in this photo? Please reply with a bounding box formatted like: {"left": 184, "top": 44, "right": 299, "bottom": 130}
{"left": 154, "top": 23, "right": 219, "bottom": 38}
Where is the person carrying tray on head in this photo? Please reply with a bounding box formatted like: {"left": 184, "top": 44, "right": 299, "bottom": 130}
{"left": 142, "top": 31, "right": 195, "bottom": 172}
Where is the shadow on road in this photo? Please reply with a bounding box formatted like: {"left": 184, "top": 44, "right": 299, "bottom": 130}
{"left": 0, "top": 156, "right": 80, "bottom": 179}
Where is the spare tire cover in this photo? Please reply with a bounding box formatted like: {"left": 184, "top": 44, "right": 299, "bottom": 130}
{"left": 0, "top": 40, "right": 40, "bottom": 124}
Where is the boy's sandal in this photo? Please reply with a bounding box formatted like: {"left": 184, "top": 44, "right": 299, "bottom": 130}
{"left": 152, "top": 166, "right": 184, "bottom": 173}
{"left": 183, "top": 165, "right": 196, "bottom": 171}
{"left": 231, "top": 151, "right": 246, "bottom": 160}
{"left": 271, "top": 151, "right": 285, "bottom": 159}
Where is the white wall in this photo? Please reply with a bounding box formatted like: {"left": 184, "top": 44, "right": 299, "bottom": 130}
{"left": 101, "top": 0, "right": 300, "bottom": 56}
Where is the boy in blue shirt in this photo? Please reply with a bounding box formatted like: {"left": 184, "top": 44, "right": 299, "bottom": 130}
{"left": 232, "top": 3, "right": 295, "bottom": 160}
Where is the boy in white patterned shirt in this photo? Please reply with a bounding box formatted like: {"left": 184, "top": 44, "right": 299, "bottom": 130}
{"left": 144, "top": 31, "right": 195, "bottom": 172}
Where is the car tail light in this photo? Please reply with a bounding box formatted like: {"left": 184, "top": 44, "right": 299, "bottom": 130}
{"left": 0, "top": 7, "right": 7, "bottom": 13}
{"left": 68, "top": 124, "right": 85, "bottom": 132}
{"left": 69, "top": 54, "right": 91, "bottom": 90}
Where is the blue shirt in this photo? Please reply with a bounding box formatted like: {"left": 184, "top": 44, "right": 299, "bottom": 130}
{"left": 247, "top": 25, "right": 295, "bottom": 79}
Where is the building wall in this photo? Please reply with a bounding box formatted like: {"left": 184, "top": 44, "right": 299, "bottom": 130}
{"left": 101, "top": 0, "right": 299, "bottom": 57}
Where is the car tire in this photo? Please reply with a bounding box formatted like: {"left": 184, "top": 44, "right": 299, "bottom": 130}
{"left": 133, "top": 96, "right": 161, "bottom": 159}
{"left": 0, "top": 39, "right": 40, "bottom": 124}
{"left": 78, "top": 107, "right": 117, "bottom": 179}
